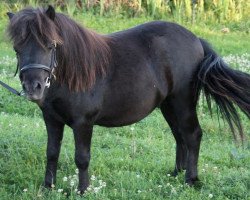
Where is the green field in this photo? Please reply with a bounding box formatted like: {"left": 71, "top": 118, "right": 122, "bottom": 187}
{"left": 0, "top": 10, "right": 249, "bottom": 200}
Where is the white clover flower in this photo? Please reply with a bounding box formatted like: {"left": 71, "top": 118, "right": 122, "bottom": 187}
{"left": 166, "top": 183, "right": 171, "bottom": 187}
{"left": 75, "top": 169, "right": 79, "bottom": 174}
{"left": 136, "top": 174, "right": 140, "bottom": 178}
{"left": 51, "top": 184, "right": 55, "bottom": 188}
{"left": 63, "top": 177, "right": 68, "bottom": 182}
{"left": 70, "top": 180, "right": 75, "bottom": 187}
{"left": 93, "top": 187, "right": 100, "bottom": 193}
{"left": 102, "top": 182, "right": 107, "bottom": 187}
{"left": 91, "top": 175, "right": 96, "bottom": 181}
{"left": 23, "top": 188, "right": 28, "bottom": 192}
{"left": 223, "top": 53, "right": 250, "bottom": 73}
{"left": 57, "top": 189, "right": 63, "bottom": 193}
{"left": 73, "top": 174, "right": 77, "bottom": 178}
{"left": 130, "top": 127, "right": 135, "bottom": 131}
{"left": 0, "top": 56, "right": 16, "bottom": 66}
{"left": 171, "top": 188, "right": 177, "bottom": 194}
{"left": 167, "top": 173, "right": 171, "bottom": 177}
{"left": 209, "top": 193, "right": 213, "bottom": 198}
{"left": 137, "top": 190, "right": 142, "bottom": 193}
{"left": 87, "top": 186, "right": 92, "bottom": 191}
{"left": 158, "top": 185, "right": 162, "bottom": 188}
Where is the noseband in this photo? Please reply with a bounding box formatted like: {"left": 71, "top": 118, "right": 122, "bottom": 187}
{"left": 0, "top": 41, "right": 57, "bottom": 96}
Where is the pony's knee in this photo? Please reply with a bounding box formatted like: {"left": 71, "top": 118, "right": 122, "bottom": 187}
{"left": 75, "top": 154, "right": 90, "bottom": 171}
{"left": 47, "top": 149, "right": 60, "bottom": 161}
{"left": 182, "top": 126, "right": 202, "bottom": 149}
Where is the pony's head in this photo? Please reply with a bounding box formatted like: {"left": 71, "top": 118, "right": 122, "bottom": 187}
{"left": 7, "top": 6, "right": 110, "bottom": 102}
{"left": 7, "top": 6, "right": 62, "bottom": 101}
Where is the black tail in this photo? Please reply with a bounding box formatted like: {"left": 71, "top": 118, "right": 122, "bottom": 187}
{"left": 196, "top": 38, "right": 250, "bottom": 140}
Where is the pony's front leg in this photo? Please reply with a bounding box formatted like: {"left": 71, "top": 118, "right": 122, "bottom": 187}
{"left": 73, "top": 125, "right": 93, "bottom": 193}
{"left": 43, "top": 116, "right": 64, "bottom": 188}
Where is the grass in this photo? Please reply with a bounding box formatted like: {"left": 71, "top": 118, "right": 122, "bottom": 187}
{"left": 0, "top": 11, "right": 249, "bottom": 199}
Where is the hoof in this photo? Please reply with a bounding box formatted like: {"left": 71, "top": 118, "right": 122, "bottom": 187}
{"left": 185, "top": 177, "right": 201, "bottom": 187}
{"left": 77, "top": 185, "right": 89, "bottom": 195}
{"left": 168, "top": 168, "right": 185, "bottom": 177}
{"left": 171, "top": 170, "right": 178, "bottom": 177}
{"left": 42, "top": 181, "right": 56, "bottom": 189}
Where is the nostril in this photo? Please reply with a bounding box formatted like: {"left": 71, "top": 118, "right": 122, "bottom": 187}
{"left": 33, "top": 81, "right": 42, "bottom": 90}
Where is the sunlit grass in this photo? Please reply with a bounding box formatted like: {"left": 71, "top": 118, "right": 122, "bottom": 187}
{"left": 0, "top": 109, "right": 249, "bottom": 199}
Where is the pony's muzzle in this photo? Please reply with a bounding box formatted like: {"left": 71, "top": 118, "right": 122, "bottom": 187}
{"left": 22, "top": 80, "right": 42, "bottom": 95}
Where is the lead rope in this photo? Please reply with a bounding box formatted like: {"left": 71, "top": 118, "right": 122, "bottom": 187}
{"left": 0, "top": 80, "right": 23, "bottom": 96}
{"left": 0, "top": 55, "right": 24, "bottom": 96}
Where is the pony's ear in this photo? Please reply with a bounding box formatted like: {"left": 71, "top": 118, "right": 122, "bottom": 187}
{"left": 46, "top": 5, "right": 55, "bottom": 21}
{"left": 7, "top": 12, "right": 14, "bottom": 20}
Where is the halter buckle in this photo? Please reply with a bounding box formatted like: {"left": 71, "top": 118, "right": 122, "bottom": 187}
{"left": 51, "top": 68, "right": 56, "bottom": 80}
{"left": 45, "top": 77, "right": 51, "bottom": 88}
{"left": 19, "top": 90, "right": 26, "bottom": 96}
{"left": 52, "top": 40, "right": 57, "bottom": 48}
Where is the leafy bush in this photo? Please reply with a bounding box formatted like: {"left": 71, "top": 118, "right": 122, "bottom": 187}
{"left": 1, "top": 0, "right": 250, "bottom": 24}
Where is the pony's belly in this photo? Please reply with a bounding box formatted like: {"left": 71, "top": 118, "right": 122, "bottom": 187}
{"left": 95, "top": 105, "right": 156, "bottom": 127}
{"left": 95, "top": 64, "right": 168, "bottom": 127}
{"left": 96, "top": 91, "right": 164, "bottom": 127}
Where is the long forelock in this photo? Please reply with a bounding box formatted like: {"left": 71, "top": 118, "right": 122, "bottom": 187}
{"left": 8, "top": 8, "right": 62, "bottom": 48}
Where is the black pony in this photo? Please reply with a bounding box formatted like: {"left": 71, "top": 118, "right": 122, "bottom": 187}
{"left": 7, "top": 6, "right": 250, "bottom": 193}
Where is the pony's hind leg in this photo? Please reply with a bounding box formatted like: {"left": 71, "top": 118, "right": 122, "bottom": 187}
{"left": 160, "top": 100, "right": 188, "bottom": 176}
{"left": 160, "top": 93, "right": 202, "bottom": 185}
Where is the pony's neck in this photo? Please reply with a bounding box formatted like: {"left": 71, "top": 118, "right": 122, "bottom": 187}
{"left": 54, "top": 14, "right": 111, "bottom": 91}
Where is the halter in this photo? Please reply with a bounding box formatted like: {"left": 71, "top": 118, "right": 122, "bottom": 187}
{"left": 0, "top": 40, "right": 57, "bottom": 96}
{"left": 20, "top": 40, "right": 57, "bottom": 88}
